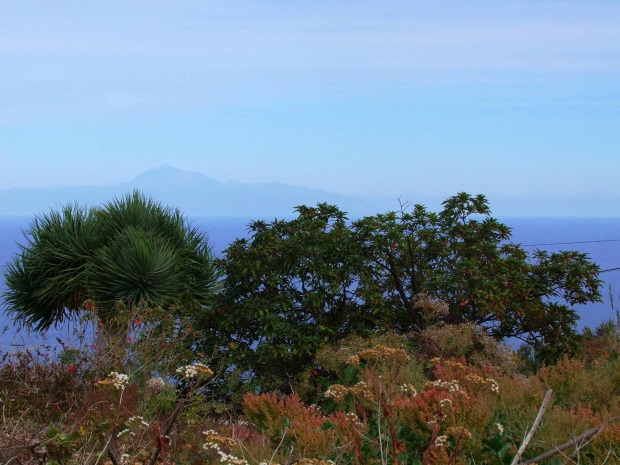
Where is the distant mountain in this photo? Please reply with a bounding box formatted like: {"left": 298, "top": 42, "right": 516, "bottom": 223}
{"left": 124, "top": 165, "right": 222, "bottom": 190}
{"left": 0, "top": 165, "right": 379, "bottom": 217}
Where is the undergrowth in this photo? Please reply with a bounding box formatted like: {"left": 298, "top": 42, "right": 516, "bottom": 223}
{"left": 1, "top": 309, "right": 619, "bottom": 465}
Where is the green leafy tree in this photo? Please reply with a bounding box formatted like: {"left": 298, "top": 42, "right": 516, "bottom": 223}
{"left": 3, "top": 191, "right": 219, "bottom": 331}
{"left": 205, "top": 204, "right": 369, "bottom": 393}
{"left": 353, "top": 193, "right": 602, "bottom": 362}
{"left": 205, "top": 193, "right": 601, "bottom": 393}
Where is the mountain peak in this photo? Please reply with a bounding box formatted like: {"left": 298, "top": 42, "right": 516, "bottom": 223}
{"left": 0, "top": 165, "right": 375, "bottom": 217}
{"left": 126, "top": 165, "right": 220, "bottom": 188}
{"left": 148, "top": 164, "right": 181, "bottom": 174}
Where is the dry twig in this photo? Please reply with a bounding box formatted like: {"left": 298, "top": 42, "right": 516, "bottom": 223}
{"left": 520, "top": 416, "right": 620, "bottom": 465}
{"left": 511, "top": 389, "right": 553, "bottom": 465}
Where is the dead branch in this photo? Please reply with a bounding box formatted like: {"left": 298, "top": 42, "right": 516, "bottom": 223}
{"left": 511, "top": 389, "right": 553, "bottom": 465}
{"left": 520, "top": 416, "right": 620, "bottom": 465}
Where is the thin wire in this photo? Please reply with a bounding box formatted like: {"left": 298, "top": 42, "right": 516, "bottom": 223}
{"left": 509, "top": 238, "right": 620, "bottom": 272}
{"left": 522, "top": 238, "right": 620, "bottom": 247}
{"left": 600, "top": 267, "right": 620, "bottom": 273}
{"left": 518, "top": 239, "right": 620, "bottom": 272}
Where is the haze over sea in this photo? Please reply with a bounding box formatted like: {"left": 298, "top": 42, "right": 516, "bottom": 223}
{"left": 1, "top": 214, "right": 619, "bottom": 351}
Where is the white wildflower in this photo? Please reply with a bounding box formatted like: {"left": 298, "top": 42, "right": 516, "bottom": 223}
{"left": 494, "top": 422, "right": 504, "bottom": 435}
{"left": 128, "top": 415, "right": 150, "bottom": 428}
{"left": 400, "top": 383, "right": 417, "bottom": 396}
{"left": 217, "top": 450, "right": 248, "bottom": 465}
{"left": 439, "top": 398, "right": 453, "bottom": 409}
{"left": 176, "top": 363, "right": 214, "bottom": 380}
{"left": 107, "top": 372, "right": 129, "bottom": 390}
{"left": 487, "top": 378, "right": 500, "bottom": 394}
{"left": 448, "top": 380, "right": 461, "bottom": 393}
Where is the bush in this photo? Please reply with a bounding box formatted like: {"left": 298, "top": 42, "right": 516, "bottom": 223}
{"left": 2, "top": 327, "right": 619, "bottom": 465}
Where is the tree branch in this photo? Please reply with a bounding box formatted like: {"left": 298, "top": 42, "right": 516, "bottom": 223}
{"left": 107, "top": 449, "right": 120, "bottom": 465}
{"left": 520, "top": 416, "right": 620, "bottom": 465}
{"left": 385, "top": 252, "right": 413, "bottom": 313}
{"left": 511, "top": 389, "right": 553, "bottom": 465}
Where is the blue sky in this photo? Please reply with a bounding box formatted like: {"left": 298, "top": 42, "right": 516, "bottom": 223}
{"left": 1, "top": 1, "right": 619, "bottom": 215}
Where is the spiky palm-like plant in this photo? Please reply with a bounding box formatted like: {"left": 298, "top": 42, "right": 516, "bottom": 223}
{"left": 3, "top": 191, "right": 220, "bottom": 331}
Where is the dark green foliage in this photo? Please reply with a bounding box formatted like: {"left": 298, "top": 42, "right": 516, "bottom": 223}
{"left": 204, "top": 193, "right": 601, "bottom": 393}
{"left": 4, "top": 205, "right": 99, "bottom": 329}
{"left": 206, "top": 203, "right": 368, "bottom": 393}
{"left": 4, "top": 191, "right": 602, "bottom": 395}
{"left": 3, "top": 191, "right": 220, "bottom": 329}
{"left": 397, "top": 425, "right": 425, "bottom": 465}
{"left": 91, "top": 227, "right": 185, "bottom": 315}
{"left": 353, "top": 193, "right": 602, "bottom": 363}
{"left": 483, "top": 430, "right": 514, "bottom": 464}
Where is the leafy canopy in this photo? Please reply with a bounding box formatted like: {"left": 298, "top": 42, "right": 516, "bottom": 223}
{"left": 206, "top": 193, "right": 601, "bottom": 392}
{"left": 353, "top": 193, "right": 601, "bottom": 362}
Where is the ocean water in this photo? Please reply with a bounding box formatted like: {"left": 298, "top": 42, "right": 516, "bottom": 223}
{"left": 1, "top": 215, "right": 619, "bottom": 351}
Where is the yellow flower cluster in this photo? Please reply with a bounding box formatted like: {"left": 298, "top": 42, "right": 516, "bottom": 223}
{"left": 464, "top": 374, "right": 499, "bottom": 393}
{"left": 425, "top": 379, "right": 463, "bottom": 394}
{"left": 357, "top": 345, "right": 410, "bottom": 363}
{"left": 443, "top": 359, "right": 466, "bottom": 370}
{"left": 464, "top": 374, "right": 486, "bottom": 385}
{"left": 345, "top": 412, "right": 364, "bottom": 430}
{"left": 447, "top": 426, "right": 472, "bottom": 440}
{"left": 349, "top": 381, "right": 375, "bottom": 404}
{"left": 97, "top": 371, "right": 129, "bottom": 391}
{"left": 325, "top": 384, "right": 348, "bottom": 402}
{"left": 203, "top": 429, "right": 237, "bottom": 449}
{"left": 295, "top": 459, "right": 336, "bottom": 465}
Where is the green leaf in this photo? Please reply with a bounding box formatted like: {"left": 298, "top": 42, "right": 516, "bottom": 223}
{"left": 321, "top": 420, "right": 335, "bottom": 431}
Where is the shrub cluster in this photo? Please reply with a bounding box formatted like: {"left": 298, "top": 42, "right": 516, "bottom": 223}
{"left": 1, "top": 315, "right": 619, "bottom": 465}
{"left": 1, "top": 193, "right": 614, "bottom": 464}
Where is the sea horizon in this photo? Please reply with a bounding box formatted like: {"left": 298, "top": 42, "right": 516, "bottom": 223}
{"left": 1, "top": 214, "right": 619, "bottom": 352}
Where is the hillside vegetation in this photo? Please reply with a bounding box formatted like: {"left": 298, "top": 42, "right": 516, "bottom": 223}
{"left": 1, "top": 193, "right": 618, "bottom": 465}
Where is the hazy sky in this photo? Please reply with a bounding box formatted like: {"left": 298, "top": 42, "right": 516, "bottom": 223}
{"left": 1, "top": 1, "right": 619, "bottom": 214}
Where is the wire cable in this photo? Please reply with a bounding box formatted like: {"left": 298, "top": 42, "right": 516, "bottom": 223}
{"left": 521, "top": 239, "right": 620, "bottom": 247}
{"left": 516, "top": 239, "right": 620, "bottom": 273}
